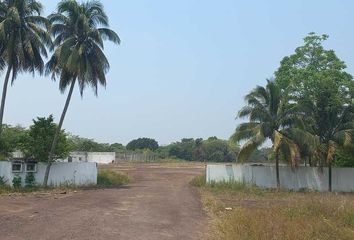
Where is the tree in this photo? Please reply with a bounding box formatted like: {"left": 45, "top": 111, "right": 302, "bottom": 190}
{"left": 196, "top": 138, "right": 236, "bottom": 162}
{"left": 168, "top": 138, "right": 196, "bottom": 160}
{"left": 299, "top": 100, "right": 354, "bottom": 191}
{"left": 20, "top": 115, "right": 69, "bottom": 162}
{"left": 126, "top": 138, "right": 159, "bottom": 151}
{"left": 44, "top": 0, "right": 120, "bottom": 186}
{"left": 109, "top": 143, "right": 125, "bottom": 152}
{"left": 232, "top": 80, "right": 312, "bottom": 189}
{"left": 334, "top": 147, "right": 354, "bottom": 168}
{"left": 0, "top": 124, "right": 27, "bottom": 160}
{"left": 275, "top": 33, "right": 354, "bottom": 191}
{"left": 0, "top": 0, "right": 51, "bottom": 137}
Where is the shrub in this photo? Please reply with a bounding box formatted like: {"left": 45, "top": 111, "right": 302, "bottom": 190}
{"left": 25, "top": 173, "right": 36, "bottom": 188}
{"left": 191, "top": 175, "right": 206, "bottom": 187}
{"left": 12, "top": 176, "right": 22, "bottom": 188}
{"left": 0, "top": 176, "right": 7, "bottom": 186}
{"left": 97, "top": 170, "right": 130, "bottom": 187}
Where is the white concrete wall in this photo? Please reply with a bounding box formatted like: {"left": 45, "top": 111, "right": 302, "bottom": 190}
{"left": 206, "top": 164, "right": 354, "bottom": 192}
{"left": 62, "top": 152, "right": 115, "bottom": 164}
{"left": 87, "top": 152, "right": 115, "bottom": 164}
{"left": 0, "top": 161, "right": 97, "bottom": 187}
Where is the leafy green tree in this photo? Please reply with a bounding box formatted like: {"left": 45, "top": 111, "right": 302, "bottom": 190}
{"left": 196, "top": 138, "right": 236, "bottom": 162}
{"left": 0, "top": 0, "right": 51, "bottom": 136}
{"left": 0, "top": 124, "right": 27, "bottom": 160}
{"left": 169, "top": 138, "right": 196, "bottom": 160}
{"left": 67, "top": 135, "right": 125, "bottom": 152}
{"left": 166, "top": 137, "right": 237, "bottom": 162}
{"left": 44, "top": 0, "right": 120, "bottom": 186}
{"left": 109, "top": 143, "right": 125, "bottom": 152}
{"left": 126, "top": 138, "right": 159, "bottom": 151}
{"left": 21, "top": 115, "right": 69, "bottom": 162}
{"left": 232, "top": 80, "right": 312, "bottom": 189}
{"left": 248, "top": 147, "right": 272, "bottom": 162}
{"left": 275, "top": 33, "right": 354, "bottom": 191}
{"left": 275, "top": 33, "right": 353, "bottom": 104}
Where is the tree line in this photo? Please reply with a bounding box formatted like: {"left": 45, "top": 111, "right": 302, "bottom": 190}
{"left": 233, "top": 33, "right": 354, "bottom": 190}
{"left": 0, "top": 119, "right": 242, "bottom": 163}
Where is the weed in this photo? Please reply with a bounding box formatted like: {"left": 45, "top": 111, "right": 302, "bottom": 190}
{"left": 12, "top": 175, "right": 21, "bottom": 189}
{"left": 97, "top": 169, "right": 131, "bottom": 187}
{"left": 25, "top": 173, "right": 36, "bottom": 188}
{"left": 193, "top": 174, "right": 354, "bottom": 240}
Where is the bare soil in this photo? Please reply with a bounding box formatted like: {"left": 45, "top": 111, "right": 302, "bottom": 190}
{"left": 0, "top": 163, "right": 210, "bottom": 240}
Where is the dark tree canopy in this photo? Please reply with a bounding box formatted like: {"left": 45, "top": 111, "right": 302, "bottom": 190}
{"left": 126, "top": 138, "right": 159, "bottom": 151}
{"left": 167, "top": 137, "right": 238, "bottom": 162}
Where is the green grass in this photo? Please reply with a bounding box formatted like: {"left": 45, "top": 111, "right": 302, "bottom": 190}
{"left": 97, "top": 169, "right": 131, "bottom": 187}
{"left": 192, "top": 175, "right": 354, "bottom": 240}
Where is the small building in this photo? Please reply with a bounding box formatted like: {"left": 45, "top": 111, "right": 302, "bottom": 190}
{"left": 0, "top": 160, "right": 97, "bottom": 187}
{"left": 64, "top": 152, "right": 116, "bottom": 164}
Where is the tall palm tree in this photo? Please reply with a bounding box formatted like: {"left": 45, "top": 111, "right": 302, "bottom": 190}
{"left": 232, "top": 80, "right": 314, "bottom": 189}
{"left": 0, "top": 0, "right": 51, "bottom": 136}
{"left": 44, "top": 0, "right": 120, "bottom": 186}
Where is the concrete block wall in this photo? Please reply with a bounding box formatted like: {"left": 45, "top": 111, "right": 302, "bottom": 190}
{"left": 0, "top": 161, "right": 97, "bottom": 187}
{"left": 206, "top": 164, "right": 354, "bottom": 192}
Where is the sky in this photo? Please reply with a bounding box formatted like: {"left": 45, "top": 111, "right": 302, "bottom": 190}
{"left": 3, "top": 0, "right": 354, "bottom": 145}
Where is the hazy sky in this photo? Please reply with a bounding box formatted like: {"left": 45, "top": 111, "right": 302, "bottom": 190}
{"left": 3, "top": 0, "right": 354, "bottom": 145}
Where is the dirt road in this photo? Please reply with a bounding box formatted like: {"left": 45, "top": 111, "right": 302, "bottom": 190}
{"left": 0, "top": 164, "right": 209, "bottom": 240}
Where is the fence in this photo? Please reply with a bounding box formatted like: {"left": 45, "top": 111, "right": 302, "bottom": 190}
{"left": 206, "top": 164, "right": 354, "bottom": 192}
{"left": 115, "top": 153, "right": 158, "bottom": 162}
{"left": 0, "top": 161, "right": 97, "bottom": 187}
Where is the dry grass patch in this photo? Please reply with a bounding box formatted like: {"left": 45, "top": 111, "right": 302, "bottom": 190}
{"left": 192, "top": 176, "right": 354, "bottom": 240}
{"left": 97, "top": 169, "right": 131, "bottom": 187}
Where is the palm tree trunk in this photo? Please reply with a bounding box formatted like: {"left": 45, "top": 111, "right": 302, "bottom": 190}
{"left": 328, "top": 161, "right": 332, "bottom": 192}
{"left": 275, "top": 151, "right": 280, "bottom": 190}
{"left": 0, "top": 66, "right": 13, "bottom": 136}
{"left": 43, "top": 79, "right": 76, "bottom": 186}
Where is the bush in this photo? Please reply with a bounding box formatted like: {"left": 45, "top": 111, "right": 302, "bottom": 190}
{"left": 0, "top": 176, "right": 7, "bottom": 186}
{"left": 190, "top": 175, "right": 206, "bottom": 187}
{"left": 25, "top": 173, "right": 36, "bottom": 188}
{"left": 12, "top": 176, "right": 22, "bottom": 188}
{"left": 97, "top": 170, "right": 130, "bottom": 187}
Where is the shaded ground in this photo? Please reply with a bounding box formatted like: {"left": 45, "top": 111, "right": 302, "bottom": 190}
{"left": 0, "top": 163, "right": 209, "bottom": 240}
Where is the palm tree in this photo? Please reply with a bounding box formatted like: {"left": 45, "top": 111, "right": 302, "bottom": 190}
{"left": 44, "top": 0, "right": 120, "bottom": 186}
{"left": 0, "top": 0, "right": 51, "bottom": 136}
{"left": 299, "top": 98, "right": 354, "bottom": 191}
{"left": 232, "top": 80, "right": 313, "bottom": 189}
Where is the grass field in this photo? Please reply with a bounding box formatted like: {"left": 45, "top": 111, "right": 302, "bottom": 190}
{"left": 192, "top": 175, "right": 354, "bottom": 240}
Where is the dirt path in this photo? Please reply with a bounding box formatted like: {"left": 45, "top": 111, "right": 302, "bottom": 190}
{"left": 0, "top": 164, "right": 209, "bottom": 240}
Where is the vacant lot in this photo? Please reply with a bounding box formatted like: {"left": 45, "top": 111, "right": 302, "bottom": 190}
{"left": 0, "top": 163, "right": 209, "bottom": 240}
{"left": 193, "top": 177, "right": 354, "bottom": 240}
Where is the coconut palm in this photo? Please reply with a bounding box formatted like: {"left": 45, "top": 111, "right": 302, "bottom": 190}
{"left": 232, "top": 80, "right": 315, "bottom": 189}
{"left": 0, "top": 0, "right": 51, "bottom": 136}
{"left": 299, "top": 97, "right": 354, "bottom": 191}
{"left": 44, "top": 0, "right": 120, "bottom": 186}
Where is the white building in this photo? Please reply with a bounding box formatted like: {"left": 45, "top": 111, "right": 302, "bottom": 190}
{"left": 0, "top": 161, "right": 97, "bottom": 187}
{"left": 65, "top": 152, "right": 116, "bottom": 164}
